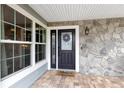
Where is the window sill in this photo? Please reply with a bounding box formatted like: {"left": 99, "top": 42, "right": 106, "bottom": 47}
{"left": 0, "top": 40, "right": 32, "bottom": 44}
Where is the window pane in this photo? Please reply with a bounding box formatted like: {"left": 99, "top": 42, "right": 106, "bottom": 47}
{"left": 21, "top": 56, "right": 25, "bottom": 67}
{"left": 2, "top": 22, "right": 15, "bottom": 40}
{"left": 40, "top": 30, "right": 43, "bottom": 43}
{"left": 42, "top": 45, "right": 46, "bottom": 60}
{"left": 40, "top": 29, "right": 46, "bottom": 43}
{"left": 0, "top": 5, "right": 1, "bottom": 21}
{"left": 26, "top": 30, "right": 31, "bottom": 41}
{"left": 35, "top": 44, "right": 39, "bottom": 62}
{"left": 35, "top": 24, "right": 39, "bottom": 42}
{"left": 25, "top": 55, "right": 30, "bottom": 67}
{"left": 14, "top": 44, "right": 21, "bottom": 57}
{"left": 26, "top": 17, "right": 32, "bottom": 31}
{"left": 39, "top": 45, "right": 46, "bottom": 61}
{"left": 36, "top": 30, "right": 39, "bottom": 42}
{"left": 1, "top": 59, "right": 13, "bottom": 78}
{"left": 39, "top": 54, "right": 42, "bottom": 61}
{"left": 35, "top": 44, "right": 46, "bottom": 63}
{"left": 25, "top": 44, "right": 30, "bottom": 55}
{"left": 14, "top": 57, "right": 22, "bottom": 72}
{"left": 35, "top": 44, "right": 38, "bottom": 54}
{"left": 2, "top": 5, "right": 14, "bottom": 24}
{"left": 39, "top": 45, "right": 42, "bottom": 53}
{"left": 1, "top": 43, "right": 13, "bottom": 59}
{"left": 21, "top": 44, "right": 25, "bottom": 56}
{"left": 0, "top": 21, "right": 1, "bottom": 40}
{"left": 16, "top": 11, "right": 25, "bottom": 28}
{"left": 16, "top": 27, "right": 25, "bottom": 41}
{"left": 21, "top": 44, "right": 31, "bottom": 55}
{"left": 35, "top": 53, "right": 39, "bottom": 63}
{"left": 43, "top": 30, "right": 46, "bottom": 43}
{"left": 21, "top": 29, "right": 26, "bottom": 41}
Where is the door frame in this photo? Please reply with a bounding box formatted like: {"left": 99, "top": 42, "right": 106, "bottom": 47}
{"left": 47, "top": 25, "right": 79, "bottom": 72}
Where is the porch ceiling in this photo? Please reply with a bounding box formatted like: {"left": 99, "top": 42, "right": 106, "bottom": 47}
{"left": 29, "top": 4, "right": 124, "bottom": 22}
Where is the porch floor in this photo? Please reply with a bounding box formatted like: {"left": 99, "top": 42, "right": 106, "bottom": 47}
{"left": 31, "top": 71, "right": 124, "bottom": 88}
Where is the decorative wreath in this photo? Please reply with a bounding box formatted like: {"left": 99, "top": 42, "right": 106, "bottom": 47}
{"left": 63, "top": 34, "right": 70, "bottom": 42}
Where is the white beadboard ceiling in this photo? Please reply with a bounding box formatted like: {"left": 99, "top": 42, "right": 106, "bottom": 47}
{"left": 29, "top": 4, "right": 124, "bottom": 22}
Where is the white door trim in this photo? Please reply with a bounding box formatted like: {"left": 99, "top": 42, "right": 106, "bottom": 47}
{"left": 47, "top": 25, "right": 79, "bottom": 72}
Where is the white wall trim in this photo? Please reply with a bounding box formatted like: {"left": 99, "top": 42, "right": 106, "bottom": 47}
{"left": 47, "top": 25, "right": 79, "bottom": 72}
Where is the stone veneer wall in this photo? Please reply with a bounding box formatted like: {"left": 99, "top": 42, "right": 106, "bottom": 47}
{"left": 48, "top": 18, "right": 124, "bottom": 76}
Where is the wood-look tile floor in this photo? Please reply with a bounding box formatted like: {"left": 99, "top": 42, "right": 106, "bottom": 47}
{"left": 31, "top": 71, "right": 124, "bottom": 88}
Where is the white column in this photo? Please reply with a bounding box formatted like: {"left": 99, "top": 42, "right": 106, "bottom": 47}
{"left": 56, "top": 29, "right": 58, "bottom": 70}
{"left": 76, "top": 26, "right": 79, "bottom": 72}
{"left": 31, "top": 21, "right": 36, "bottom": 66}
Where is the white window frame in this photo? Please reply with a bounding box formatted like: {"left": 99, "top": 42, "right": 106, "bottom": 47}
{"left": 0, "top": 4, "right": 47, "bottom": 88}
{"left": 35, "top": 23, "right": 46, "bottom": 63}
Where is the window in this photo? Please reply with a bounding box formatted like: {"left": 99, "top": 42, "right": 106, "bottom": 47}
{"left": 0, "top": 4, "right": 46, "bottom": 79}
{"left": 26, "top": 30, "right": 31, "bottom": 41}
{"left": 1, "top": 5, "right": 32, "bottom": 42}
{"left": 1, "top": 5, "right": 14, "bottom": 24}
{"left": 1, "top": 22, "right": 15, "bottom": 40}
{"left": 26, "top": 17, "right": 32, "bottom": 31}
{"left": 0, "top": 43, "right": 31, "bottom": 78}
{"left": 16, "top": 27, "right": 26, "bottom": 41}
{"left": 16, "top": 11, "right": 25, "bottom": 28}
{"left": 0, "top": 5, "right": 32, "bottom": 78}
{"left": 1, "top": 5, "right": 15, "bottom": 40}
{"left": 35, "top": 23, "right": 46, "bottom": 43}
{"left": 35, "top": 44, "right": 46, "bottom": 63}
{"left": 35, "top": 23, "right": 46, "bottom": 63}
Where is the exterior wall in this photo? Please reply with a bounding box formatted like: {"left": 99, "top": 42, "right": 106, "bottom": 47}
{"left": 48, "top": 18, "right": 124, "bottom": 76}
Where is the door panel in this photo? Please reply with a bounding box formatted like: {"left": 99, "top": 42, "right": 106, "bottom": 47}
{"left": 58, "top": 29, "right": 75, "bottom": 70}
{"left": 51, "top": 30, "right": 56, "bottom": 68}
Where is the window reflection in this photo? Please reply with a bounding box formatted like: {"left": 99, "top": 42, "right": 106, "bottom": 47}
{"left": 25, "top": 55, "right": 30, "bottom": 67}
{"left": 14, "top": 57, "right": 22, "bottom": 72}
{"left": 14, "top": 44, "right": 21, "bottom": 57}
{"left": 26, "top": 17, "right": 32, "bottom": 31}
{"left": 2, "top": 22, "right": 15, "bottom": 40}
{"left": 1, "top": 5, "right": 32, "bottom": 42}
{"left": 26, "top": 30, "right": 31, "bottom": 41}
{"left": 2, "top": 5, "right": 14, "bottom": 24}
{"left": 25, "top": 44, "right": 31, "bottom": 55}
{"left": 35, "top": 23, "right": 46, "bottom": 43}
{"left": 16, "top": 11, "right": 25, "bottom": 28}
{"left": 16, "top": 27, "right": 26, "bottom": 41}
{"left": 1, "top": 43, "right": 13, "bottom": 59}
{"left": 1, "top": 59, "right": 13, "bottom": 78}
{"left": 1, "top": 43, "right": 31, "bottom": 78}
{"left": 35, "top": 44, "right": 46, "bottom": 63}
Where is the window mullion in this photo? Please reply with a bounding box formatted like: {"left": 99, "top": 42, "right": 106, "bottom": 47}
{"left": 13, "top": 44, "right": 14, "bottom": 73}
{"left": 31, "top": 21, "right": 36, "bottom": 66}
{"left": 14, "top": 10, "right": 16, "bottom": 40}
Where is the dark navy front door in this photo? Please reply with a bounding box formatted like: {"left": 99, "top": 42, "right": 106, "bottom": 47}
{"left": 58, "top": 29, "right": 75, "bottom": 70}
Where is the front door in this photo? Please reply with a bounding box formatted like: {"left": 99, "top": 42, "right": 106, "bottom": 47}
{"left": 58, "top": 29, "right": 75, "bottom": 70}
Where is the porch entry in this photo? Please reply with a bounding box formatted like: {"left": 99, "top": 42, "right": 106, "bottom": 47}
{"left": 51, "top": 29, "right": 75, "bottom": 70}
